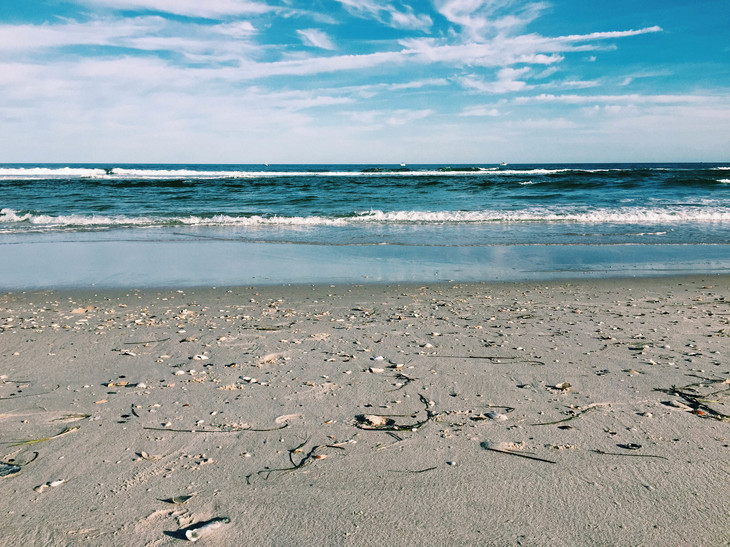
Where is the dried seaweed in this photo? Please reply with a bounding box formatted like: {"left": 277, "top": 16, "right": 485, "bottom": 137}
{"left": 655, "top": 380, "right": 730, "bottom": 422}
{"left": 591, "top": 449, "right": 668, "bottom": 460}
{"left": 429, "top": 355, "right": 545, "bottom": 365}
{"left": 142, "top": 423, "right": 288, "bottom": 433}
{"left": 160, "top": 494, "right": 194, "bottom": 504}
{"left": 51, "top": 413, "right": 91, "bottom": 422}
{"left": 6, "top": 426, "right": 78, "bottom": 447}
{"left": 389, "top": 466, "right": 438, "bottom": 473}
{"left": 257, "top": 439, "right": 345, "bottom": 480}
{"left": 386, "top": 372, "right": 419, "bottom": 392}
{"left": 123, "top": 338, "right": 170, "bottom": 345}
{"left": 482, "top": 445, "right": 556, "bottom": 464}
{"left": 531, "top": 403, "right": 608, "bottom": 426}
{"left": 0, "top": 384, "right": 60, "bottom": 401}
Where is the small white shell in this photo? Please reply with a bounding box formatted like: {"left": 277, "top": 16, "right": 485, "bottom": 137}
{"left": 185, "top": 517, "right": 230, "bottom": 542}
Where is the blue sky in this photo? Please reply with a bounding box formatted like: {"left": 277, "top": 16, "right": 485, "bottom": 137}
{"left": 0, "top": 0, "right": 728, "bottom": 163}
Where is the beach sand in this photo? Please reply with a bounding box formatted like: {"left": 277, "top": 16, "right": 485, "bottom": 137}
{"left": 1, "top": 276, "right": 728, "bottom": 545}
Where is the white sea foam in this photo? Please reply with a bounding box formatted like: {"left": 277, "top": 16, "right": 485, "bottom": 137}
{"left": 0, "top": 167, "right": 107, "bottom": 178}
{"left": 719, "top": 179, "right": 730, "bottom": 184}
{"left": 2, "top": 206, "right": 730, "bottom": 232}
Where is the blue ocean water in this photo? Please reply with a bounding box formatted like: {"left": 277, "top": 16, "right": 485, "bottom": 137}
{"left": 1, "top": 163, "right": 729, "bottom": 287}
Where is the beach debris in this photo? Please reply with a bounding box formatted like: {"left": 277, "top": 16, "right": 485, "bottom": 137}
{"left": 71, "top": 306, "right": 96, "bottom": 314}
{"left": 389, "top": 466, "right": 438, "bottom": 474}
{"left": 7, "top": 426, "right": 79, "bottom": 447}
{"left": 0, "top": 462, "right": 22, "bottom": 479}
{"left": 368, "top": 367, "right": 385, "bottom": 374}
{"left": 0, "top": 451, "right": 38, "bottom": 479}
{"left": 258, "top": 438, "right": 347, "bottom": 480}
{"left": 655, "top": 380, "right": 730, "bottom": 422}
{"left": 161, "top": 494, "right": 194, "bottom": 505}
{"left": 485, "top": 411, "right": 508, "bottom": 421}
{"left": 617, "top": 443, "right": 642, "bottom": 450}
{"left": 0, "top": 384, "right": 60, "bottom": 401}
{"left": 275, "top": 413, "right": 303, "bottom": 424}
{"left": 553, "top": 382, "right": 571, "bottom": 392}
{"left": 481, "top": 441, "right": 556, "bottom": 464}
{"left": 358, "top": 415, "right": 394, "bottom": 428}
{"left": 137, "top": 451, "right": 162, "bottom": 461}
{"left": 34, "top": 479, "right": 66, "bottom": 493}
{"left": 184, "top": 517, "right": 231, "bottom": 542}
{"left": 429, "top": 355, "right": 545, "bottom": 365}
{"left": 386, "top": 372, "right": 419, "bottom": 392}
{"left": 531, "top": 402, "right": 608, "bottom": 426}
{"left": 591, "top": 449, "right": 667, "bottom": 460}
{"left": 51, "top": 413, "right": 91, "bottom": 422}
{"left": 663, "top": 400, "right": 693, "bottom": 411}
{"left": 142, "top": 422, "right": 287, "bottom": 433}
{"left": 355, "top": 395, "right": 437, "bottom": 432}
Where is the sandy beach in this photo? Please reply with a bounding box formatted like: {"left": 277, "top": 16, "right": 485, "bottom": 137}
{"left": 1, "top": 275, "right": 728, "bottom": 546}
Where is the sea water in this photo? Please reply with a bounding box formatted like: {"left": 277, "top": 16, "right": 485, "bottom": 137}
{"left": 1, "top": 163, "right": 729, "bottom": 288}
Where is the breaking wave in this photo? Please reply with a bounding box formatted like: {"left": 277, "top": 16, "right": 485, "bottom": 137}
{"left": 3, "top": 206, "right": 729, "bottom": 233}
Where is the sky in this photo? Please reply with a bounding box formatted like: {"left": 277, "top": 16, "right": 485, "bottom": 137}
{"left": 0, "top": 0, "right": 728, "bottom": 164}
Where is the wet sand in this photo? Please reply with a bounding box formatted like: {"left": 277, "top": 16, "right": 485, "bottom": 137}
{"left": 1, "top": 275, "right": 729, "bottom": 545}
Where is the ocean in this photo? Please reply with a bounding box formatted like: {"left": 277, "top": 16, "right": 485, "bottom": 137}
{"left": 1, "top": 163, "right": 729, "bottom": 288}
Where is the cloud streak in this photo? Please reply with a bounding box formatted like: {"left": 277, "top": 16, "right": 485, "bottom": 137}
{"left": 335, "top": 0, "right": 432, "bottom": 30}
{"left": 74, "top": 0, "right": 274, "bottom": 18}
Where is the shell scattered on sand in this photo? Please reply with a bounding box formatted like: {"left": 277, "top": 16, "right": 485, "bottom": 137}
{"left": 185, "top": 516, "right": 231, "bottom": 542}
{"left": 358, "top": 414, "right": 395, "bottom": 427}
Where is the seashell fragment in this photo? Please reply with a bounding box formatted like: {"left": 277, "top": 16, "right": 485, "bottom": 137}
{"left": 357, "top": 414, "right": 395, "bottom": 428}
{"left": 185, "top": 516, "right": 230, "bottom": 542}
{"left": 664, "top": 400, "right": 692, "bottom": 411}
{"left": 486, "top": 412, "right": 508, "bottom": 421}
{"left": 166, "top": 495, "right": 194, "bottom": 504}
{"left": 275, "top": 413, "right": 303, "bottom": 424}
{"left": 554, "top": 382, "right": 571, "bottom": 391}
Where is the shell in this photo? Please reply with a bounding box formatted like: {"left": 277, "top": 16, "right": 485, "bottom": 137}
{"left": 361, "top": 415, "right": 391, "bottom": 427}
{"left": 185, "top": 517, "right": 230, "bottom": 542}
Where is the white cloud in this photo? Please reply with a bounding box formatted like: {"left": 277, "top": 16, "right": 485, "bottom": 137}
{"left": 0, "top": 16, "right": 265, "bottom": 66}
{"left": 459, "top": 105, "right": 501, "bottom": 116}
{"left": 460, "top": 66, "right": 531, "bottom": 93}
{"left": 335, "top": 0, "right": 432, "bottom": 30}
{"left": 346, "top": 108, "right": 434, "bottom": 128}
{"left": 74, "top": 0, "right": 273, "bottom": 18}
{"left": 513, "top": 93, "right": 709, "bottom": 105}
{"left": 297, "top": 29, "right": 336, "bottom": 50}
{"left": 434, "top": 0, "right": 548, "bottom": 41}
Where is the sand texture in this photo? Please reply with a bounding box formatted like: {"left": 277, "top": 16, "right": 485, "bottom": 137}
{"left": 1, "top": 276, "right": 729, "bottom": 546}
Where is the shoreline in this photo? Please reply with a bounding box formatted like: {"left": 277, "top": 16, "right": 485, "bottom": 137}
{"left": 2, "top": 237, "right": 730, "bottom": 290}
{"left": 1, "top": 275, "right": 729, "bottom": 545}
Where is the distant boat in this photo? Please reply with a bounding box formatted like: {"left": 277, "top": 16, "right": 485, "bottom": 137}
{"left": 264, "top": 162, "right": 270, "bottom": 167}
{"left": 500, "top": 162, "right": 508, "bottom": 166}
{"left": 400, "top": 162, "right": 406, "bottom": 167}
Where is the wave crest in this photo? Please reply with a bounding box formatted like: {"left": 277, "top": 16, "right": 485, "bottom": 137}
{"left": 2, "top": 207, "right": 730, "bottom": 233}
